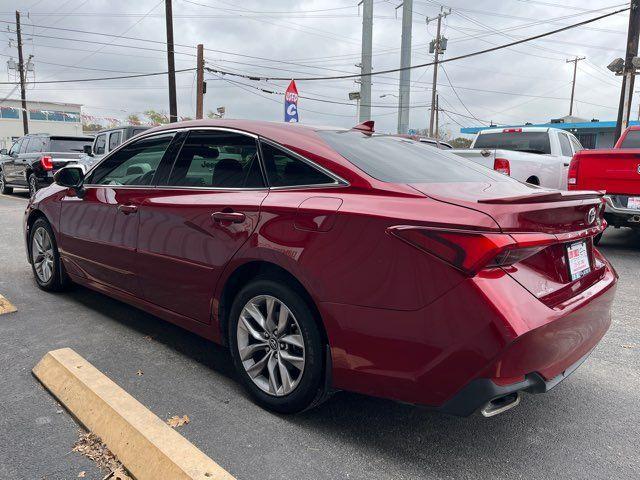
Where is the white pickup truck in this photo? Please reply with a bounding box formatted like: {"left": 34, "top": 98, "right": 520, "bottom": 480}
{"left": 450, "top": 127, "right": 584, "bottom": 190}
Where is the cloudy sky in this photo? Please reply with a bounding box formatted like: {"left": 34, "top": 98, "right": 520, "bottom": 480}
{"left": 0, "top": 0, "right": 630, "bottom": 137}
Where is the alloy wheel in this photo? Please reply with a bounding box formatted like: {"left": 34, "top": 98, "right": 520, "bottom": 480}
{"left": 236, "top": 295, "right": 306, "bottom": 396}
{"left": 32, "top": 226, "right": 55, "bottom": 283}
{"left": 28, "top": 175, "right": 37, "bottom": 197}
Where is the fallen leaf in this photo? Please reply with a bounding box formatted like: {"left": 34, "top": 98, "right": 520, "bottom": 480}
{"left": 72, "top": 430, "right": 132, "bottom": 479}
{"left": 622, "top": 344, "right": 635, "bottom": 349}
{"left": 136, "top": 369, "right": 144, "bottom": 376}
{"left": 142, "top": 335, "right": 154, "bottom": 341}
{"left": 166, "top": 415, "right": 190, "bottom": 428}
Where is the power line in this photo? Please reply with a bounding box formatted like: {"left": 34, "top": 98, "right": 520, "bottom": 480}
{"left": 0, "top": 68, "right": 195, "bottom": 85}
{"left": 204, "top": 6, "right": 629, "bottom": 82}
{"left": 440, "top": 65, "right": 486, "bottom": 125}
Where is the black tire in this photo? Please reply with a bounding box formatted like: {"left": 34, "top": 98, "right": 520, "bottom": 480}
{"left": 29, "top": 217, "right": 69, "bottom": 292}
{"left": 228, "top": 278, "right": 324, "bottom": 414}
{"left": 594, "top": 232, "right": 603, "bottom": 245}
{"left": 28, "top": 173, "right": 38, "bottom": 197}
{"left": 0, "top": 170, "right": 12, "bottom": 194}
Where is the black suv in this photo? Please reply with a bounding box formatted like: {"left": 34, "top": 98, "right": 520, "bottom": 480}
{"left": 0, "top": 134, "right": 93, "bottom": 196}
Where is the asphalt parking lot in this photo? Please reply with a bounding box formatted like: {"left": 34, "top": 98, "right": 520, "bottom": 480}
{"left": 1, "top": 191, "right": 639, "bottom": 480}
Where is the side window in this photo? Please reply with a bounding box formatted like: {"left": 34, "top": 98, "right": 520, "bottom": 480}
{"left": 168, "top": 131, "right": 264, "bottom": 188}
{"left": 19, "top": 138, "right": 30, "bottom": 154}
{"left": 260, "top": 142, "right": 336, "bottom": 187}
{"left": 8, "top": 139, "right": 22, "bottom": 156}
{"left": 569, "top": 135, "right": 583, "bottom": 152}
{"left": 108, "top": 131, "right": 122, "bottom": 152}
{"left": 25, "top": 137, "right": 45, "bottom": 153}
{"left": 94, "top": 134, "right": 106, "bottom": 155}
{"left": 558, "top": 133, "right": 573, "bottom": 157}
{"left": 88, "top": 133, "right": 174, "bottom": 186}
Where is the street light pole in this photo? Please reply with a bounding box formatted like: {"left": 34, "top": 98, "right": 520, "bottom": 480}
{"left": 359, "top": 0, "right": 373, "bottom": 122}
{"left": 614, "top": 0, "right": 640, "bottom": 141}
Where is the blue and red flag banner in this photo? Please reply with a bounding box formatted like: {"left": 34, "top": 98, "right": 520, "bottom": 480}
{"left": 284, "top": 80, "right": 299, "bottom": 123}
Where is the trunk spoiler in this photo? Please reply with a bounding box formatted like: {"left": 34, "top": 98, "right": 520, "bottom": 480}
{"left": 478, "top": 190, "right": 604, "bottom": 204}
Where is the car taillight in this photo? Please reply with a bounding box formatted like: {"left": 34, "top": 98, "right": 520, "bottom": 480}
{"left": 387, "top": 226, "right": 556, "bottom": 276}
{"left": 40, "top": 156, "right": 53, "bottom": 171}
{"left": 568, "top": 156, "right": 579, "bottom": 186}
{"left": 493, "top": 157, "right": 510, "bottom": 175}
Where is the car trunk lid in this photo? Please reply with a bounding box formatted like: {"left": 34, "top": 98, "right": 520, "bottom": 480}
{"left": 409, "top": 181, "right": 606, "bottom": 307}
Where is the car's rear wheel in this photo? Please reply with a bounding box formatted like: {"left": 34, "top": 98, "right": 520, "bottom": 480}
{"left": 29, "top": 218, "right": 68, "bottom": 291}
{"left": 228, "top": 278, "right": 324, "bottom": 413}
{"left": 28, "top": 173, "right": 38, "bottom": 197}
{"left": 0, "top": 170, "right": 12, "bottom": 194}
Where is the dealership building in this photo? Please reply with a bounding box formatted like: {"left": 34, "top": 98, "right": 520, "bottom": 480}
{"left": 0, "top": 99, "right": 84, "bottom": 151}
{"left": 460, "top": 115, "right": 640, "bottom": 149}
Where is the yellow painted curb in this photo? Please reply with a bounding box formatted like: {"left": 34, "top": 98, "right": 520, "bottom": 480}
{"left": 33, "top": 348, "right": 235, "bottom": 480}
{"left": 0, "top": 294, "right": 17, "bottom": 315}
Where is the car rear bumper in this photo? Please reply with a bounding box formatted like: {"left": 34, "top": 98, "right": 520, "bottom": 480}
{"left": 322, "top": 257, "right": 617, "bottom": 415}
{"left": 604, "top": 194, "right": 640, "bottom": 226}
{"left": 437, "top": 348, "right": 594, "bottom": 416}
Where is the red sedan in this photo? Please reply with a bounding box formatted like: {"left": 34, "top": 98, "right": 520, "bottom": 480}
{"left": 24, "top": 120, "right": 617, "bottom": 417}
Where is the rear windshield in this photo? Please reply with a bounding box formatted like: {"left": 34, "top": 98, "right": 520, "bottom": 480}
{"left": 620, "top": 130, "right": 640, "bottom": 148}
{"left": 473, "top": 131, "right": 551, "bottom": 154}
{"left": 49, "top": 138, "right": 93, "bottom": 153}
{"left": 317, "top": 131, "right": 511, "bottom": 183}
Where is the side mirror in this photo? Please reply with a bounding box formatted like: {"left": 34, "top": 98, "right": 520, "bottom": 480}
{"left": 83, "top": 144, "right": 93, "bottom": 156}
{"left": 0, "top": 149, "right": 7, "bottom": 155}
{"left": 54, "top": 165, "right": 86, "bottom": 195}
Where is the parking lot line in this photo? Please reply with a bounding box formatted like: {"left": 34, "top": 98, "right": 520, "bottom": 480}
{"left": 33, "top": 348, "right": 235, "bottom": 480}
{"left": 0, "top": 294, "right": 17, "bottom": 315}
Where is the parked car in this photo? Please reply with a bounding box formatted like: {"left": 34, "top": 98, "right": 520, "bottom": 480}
{"left": 79, "top": 125, "right": 150, "bottom": 169}
{"left": 451, "top": 127, "right": 584, "bottom": 189}
{"left": 568, "top": 125, "right": 640, "bottom": 242}
{"left": 0, "top": 134, "right": 93, "bottom": 196}
{"left": 24, "top": 120, "right": 616, "bottom": 417}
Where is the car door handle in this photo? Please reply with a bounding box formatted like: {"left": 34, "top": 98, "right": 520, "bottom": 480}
{"left": 212, "top": 211, "right": 246, "bottom": 223}
{"left": 117, "top": 204, "right": 138, "bottom": 215}
{"left": 563, "top": 162, "right": 570, "bottom": 167}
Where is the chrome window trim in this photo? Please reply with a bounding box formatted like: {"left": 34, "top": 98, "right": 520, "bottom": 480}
{"left": 83, "top": 125, "right": 349, "bottom": 191}
{"left": 258, "top": 138, "right": 349, "bottom": 190}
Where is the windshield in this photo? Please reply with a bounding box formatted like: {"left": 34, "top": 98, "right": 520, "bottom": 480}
{"left": 317, "top": 130, "right": 512, "bottom": 183}
{"left": 50, "top": 138, "right": 93, "bottom": 153}
{"left": 473, "top": 131, "right": 551, "bottom": 154}
{"left": 620, "top": 130, "right": 640, "bottom": 148}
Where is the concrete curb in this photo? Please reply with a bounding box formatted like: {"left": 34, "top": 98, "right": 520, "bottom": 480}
{"left": 33, "top": 348, "right": 235, "bottom": 480}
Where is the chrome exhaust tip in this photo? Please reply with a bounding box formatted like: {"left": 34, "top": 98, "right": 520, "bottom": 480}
{"left": 480, "top": 392, "right": 521, "bottom": 417}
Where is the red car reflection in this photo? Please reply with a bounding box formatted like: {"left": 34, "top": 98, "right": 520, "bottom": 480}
{"left": 24, "top": 120, "right": 616, "bottom": 416}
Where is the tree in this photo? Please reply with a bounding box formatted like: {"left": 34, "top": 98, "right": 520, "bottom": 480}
{"left": 143, "top": 110, "right": 168, "bottom": 126}
{"left": 449, "top": 137, "right": 473, "bottom": 148}
{"left": 127, "top": 114, "right": 141, "bottom": 125}
{"left": 82, "top": 123, "right": 102, "bottom": 132}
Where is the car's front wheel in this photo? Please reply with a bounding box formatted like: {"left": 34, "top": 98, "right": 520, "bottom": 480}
{"left": 29, "top": 217, "right": 69, "bottom": 291}
{"left": 0, "top": 170, "right": 12, "bottom": 194}
{"left": 228, "top": 278, "right": 324, "bottom": 413}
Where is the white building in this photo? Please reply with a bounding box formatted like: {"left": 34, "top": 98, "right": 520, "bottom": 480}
{"left": 0, "top": 99, "right": 84, "bottom": 151}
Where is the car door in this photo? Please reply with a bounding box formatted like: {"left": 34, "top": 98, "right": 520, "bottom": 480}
{"left": 2, "top": 139, "right": 22, "bottom": 183}
{"left": 14, "top": 137, "right": 32, "bottom": 186}
{"left": 558, "top": 132, "right": 574, "bottom": 190}
{"left": 135, "top": 129, "right": 268, "bottom": 324}
{"left": 58, "top": 132, "right": 178, "bottom": 296}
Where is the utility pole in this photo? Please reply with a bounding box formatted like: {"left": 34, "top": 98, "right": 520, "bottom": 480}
{"left": 359, "top": 0, "right": 373, "bottom": 122}
{"left": 196, "top": 44, "right": 204, "bottom": 119}
{"left": 397, "top": 0, "right": 413, "bottom": 134}
{"left": 165, "top": 0, "right": 177, "bottom": 122}
{"left": 15, "top": 11, "right": 28, "bottom": 135}
{"left": 434, "top": 94, "right": 440, "bottom": 141}
{"left": 566, "top": 56, "right": 585, "bottom": 117}
{"left": 427, "top": 7, "right": 450, "bottom": 137}
{"left": 614, "top": 0, "right": 640, "bottom": 141}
